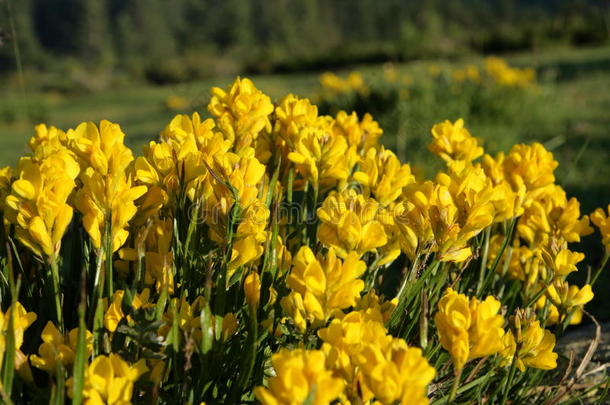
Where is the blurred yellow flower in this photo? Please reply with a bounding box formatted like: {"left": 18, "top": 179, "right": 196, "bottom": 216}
{"left": 244, "top": 271, "right": 261, "bottom": 308}
{"left": 591, "top": 204, "right": 610, "bottom": 251}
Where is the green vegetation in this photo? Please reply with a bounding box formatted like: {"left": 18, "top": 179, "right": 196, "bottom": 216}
{"left": 1, "top": 0, "right": 609, "bottom": 88}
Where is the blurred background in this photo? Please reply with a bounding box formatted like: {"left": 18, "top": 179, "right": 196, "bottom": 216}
{"left": 0, "top": 0, "right": 609, "bottom": 316}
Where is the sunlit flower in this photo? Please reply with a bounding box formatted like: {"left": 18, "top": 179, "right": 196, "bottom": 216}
{"left": 208, "top": 77, "right": 273, "bottom": 153}
{"left": 429, "top": 118, "right": 483, "bottom": 163}
{"left": 5, "top": 152, "right": 79, "bottom": 258}
{"left": 501, "top": 313, "right": 557, "bottom": 372}
{"left": 254, "top": 348, "right": 344, "bottom": 405}
{"left": 281, "top": 247, "right": 366, "bottom": 331}
{"left": 353, "top": 147, "right": 415, "bottom": 205}
{"left": 435, "top": 288, "right": 505, "bottom": 371}
{"left": 317, "top": 189, "right": 392, "bottom": 259}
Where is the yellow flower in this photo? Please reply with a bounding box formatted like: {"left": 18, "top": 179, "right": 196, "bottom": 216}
{"left": 332, "top": 111, "right": 381, "bottom": 153}
{"left": 4, "top": 152, "right": 79, "bottom": 258}
{"left": 281, "top": 247, "right": 366, "bottom": 331}
{"left": 318, "top": 308, "right": 434, "bottom": 404}
{"left": 501, "top": 314, "right": 557, "bottom": 372}
{"left": 287, "top": 123, "right": 352, "bottom": 190}
{"left": 66, "top": 353, "right": 148, "bottom": 404}
{"left": 353, "top": 147, "right": 415, "bottom": 206}
{"left": 208, "top": 77, "right": 273, "bottom": 153}
{"left": 485, "top": 57, "right": 535, "bottom": 87}
{"left": 320, "top": 72, "right": 368, "bottom": 96}
{"left": 254, "top": 348, "right": 344, "bottom": 405}
{"left": 429, "top": 163, "right": 495, "bottom": 262}
{"left": 503, "top": 142, "right": 558, "bottom": 206}
{"left": 0, "top": 302, "right": 37, "bottom": 379}
{"left": 104, "top": 289, "right": 150, "bottom": 332}
{"left": 356, "top": 339, "right": 435, "bottom": 405}
{"left": 591, "top": 205, "right": 610, "bottom": 251}
{"left": 385, "top": 181, "right": 435, "bottom": 260}
{"left": 541, "top": 247, "right": 585, "bottom": 277}
{"left": 482, "top": 152, "right": 525, "bottom": 221}
{"left": 244, "top": 271, "right": 261, "bottom": 308}
{"left": 71, "top": 121, "right": 147, "bottom": 252}
{"left": 435, "top": 288, "right": 505, "bottom": 371}
{"left": 30, "top": 322, "right": 93, "bottom": 374}
{"left": 0, "top": 166, "right": 12, "bottom": 212}
{"left": 546, "top": 280, "right": 593, "bottom": 314}
{"left": 317, "top": 189, "right": 391, "bottom": 259}
{"left": 517, "top": 185, "right": 592, "bottom": 248}
{"left": 118, "top": 219, "right": 175, "bottom": 293}
{"left": 429, "top": 118, "right": 483, "bottom": 163}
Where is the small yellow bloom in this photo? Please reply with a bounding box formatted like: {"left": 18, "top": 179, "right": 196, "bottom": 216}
{"left": 591, "top": 204, "right": 610, "bottom": 251}
{"left": 0, "top": 302, "right": 37, "bottom": 381}
{"left": 254, "top": 348, "right": 344, "bottom": 405}
{"left": 244, "top": 271, "right": 261, "bottom": 308}
{"left": 66, "top": 353, "right": 148, "bottom": 404}
{"left": 208, "top": 77, "right": 273, "bottom": 153}
{"left": 71, "top": 121, "right": 147, "bottom": 252}
{"left": 435, "top": 288, "right": 505, "bottom": 371}
{"left": 317, "top": 189, "right": 391, "bottom": 259}
{"left": 353, "top": 147, "right": 415, "bottom": 205}
{"left": 104, "top": 289, "right": 150, "bottom": 332}
{"left": 30, "top": 322, "right": 93, "bottom": 374}
{"left": 281, "top": 247, "right": 366, "bottom": 331}
{"left": 429, "top": 118, "right": 483, "bottom": 163}
{"left": 501, "top": 314, "right": 557, "bottom": 372}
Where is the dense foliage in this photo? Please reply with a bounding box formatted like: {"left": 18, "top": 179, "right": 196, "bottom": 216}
{"left": 0, "top": 77, "right": 608, "bottom": 404}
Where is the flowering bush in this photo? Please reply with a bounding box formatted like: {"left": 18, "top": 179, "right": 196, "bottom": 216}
{"left": 0, "top": 77, "right": 607, "bottom": 404}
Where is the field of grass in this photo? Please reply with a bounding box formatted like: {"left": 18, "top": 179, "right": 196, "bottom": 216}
{"left": 1, "top": 46, "right": 608, "bottom": 225}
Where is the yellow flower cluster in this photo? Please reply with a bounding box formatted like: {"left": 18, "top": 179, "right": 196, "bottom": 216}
{"left": 319, "top": 71, "right": 368, "bottom": 96}
{"left": 254, "top": 348, "right": 344, "bottom": 405}
{"left": 0, "top": 303, "right": 37, "bottom": 381}
{"left": 435, "top": 288, "right": 505, "bottom": 371}
{"left": 484, "top": 57, "right": 536, "bottom": 88}
{"left": 31, "top": 321, "right": 93, "bottom": 374}
{"left": 1, "top": 76, "right": 606, "bottom": 404}
{"left": 501, "top": 311, "right": 558, "bottom": 372}
{"left": 281, "top": 247, "right": 366, "bottom": 331}
{"left": 66, "top": 354, "right": 148, "bottom": 405}
{"left": 318, "top": 305, "right": 435, "bottom": 404}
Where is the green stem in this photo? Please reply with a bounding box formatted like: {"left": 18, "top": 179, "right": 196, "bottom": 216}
{"left": 448, "top": 367, "right": 462, "bottom": 403}
{"left": 590, "top": 251, "right": 609, "bottom": 287}
{"left": 49, "top": 257, "right": 63, "bottom": 330}
{"left": 501, "top": 355, "right": 518, "bottom": 405}
{"left": 476, "top": 227, "right": 491, "bottom": 295}
{"left": 105, "top": 217, "right": 113, "bottom": 299}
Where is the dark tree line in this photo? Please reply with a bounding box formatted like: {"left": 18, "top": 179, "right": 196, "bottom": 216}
{"left": 0, "top": 0, "right": 608, "bottom": 84}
